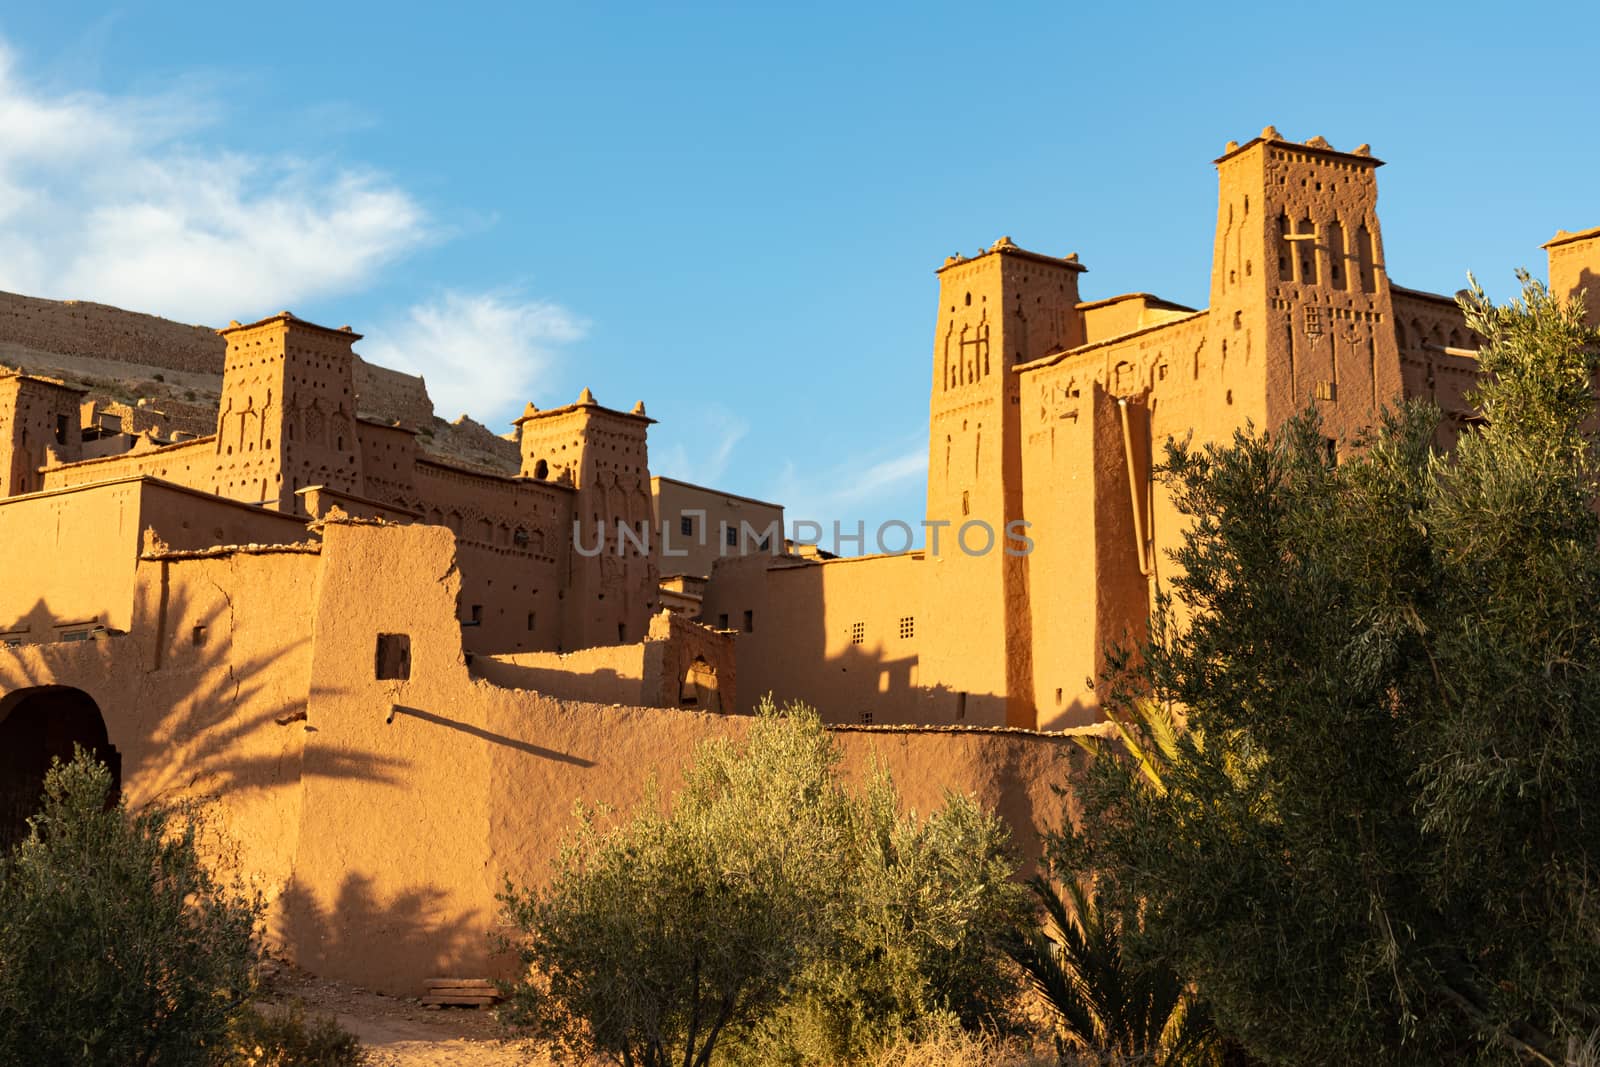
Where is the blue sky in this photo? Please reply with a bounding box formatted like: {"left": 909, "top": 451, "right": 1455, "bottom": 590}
{"left": 0, "top": 2, "right": 1595, "bottom": 544}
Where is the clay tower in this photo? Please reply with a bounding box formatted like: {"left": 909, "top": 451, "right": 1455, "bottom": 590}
{"left": 922, "top": 238, "right": 1086, "bottom": 727}
{"left": 515, "top": 389, "right": 658, "bottom": 647}
{"left": 1208, "top": 129, "right": 1404, "bottom": 447}
{"left": 1545, "top": 227, "right": 1600, "bottom": 328}
{"left": 214, "top": 313, "right": 365, "bottom": 512}
{"left": 0, "top": 375, "right": 85, "bottom": 498}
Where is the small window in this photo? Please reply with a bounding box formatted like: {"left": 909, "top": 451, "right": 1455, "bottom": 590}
{"left": 717, "top": 613, "right": 730, "bottom": 630}
{"left": 680, "top": 515, "right": 693, "bottom": 536}
{"left": 1323, "top": 438, "right": 1338, "bottom": 466}
{"left": 375, "top": 633, "right": 411, "bottom": 680}
{"left": 1055, "top": 687, "right": 1063, "bottom": 705}
{"left": 898, "top": 616, "right": 914, "bottom": 640}
{"left": 850, "top": 621, "right": 865, "bottom": 645}
{"left": 743, "top": 610, "right": 754, "bottom": 633}
{"left": 192, "top": 625, "right": 207, "bottom": 647}
{"left": 54, "top": 414, "right": 68, "bottom": 445}
{"left": 860, "top": 711, "right": 874, "bottom": 724}
{"left": 618, "top": 622, "right": 626, "bottom": 642}
{"left": 527, "top": 612, "right": 535, "bottom": 631}
{"left": 463, "top": 604, "right": 483, "bottom": 627}
{"left": 956, "top": 692, "right": 968, "bottom": 720}
{"left": 725, "top": 525, "right": 738, "bottom": 547}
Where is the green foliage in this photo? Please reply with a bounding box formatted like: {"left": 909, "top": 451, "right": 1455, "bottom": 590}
{"left": 1008, "top": 875, "right": 1216, "bottom": 1067}
{"left": 0, "top": 749, "right": 263, "bottom": 1067}
{"left": 221, "top": 1002, "right": 366, "bottom": 1067}
{"left": 744, "top": 773, "right": 1027, "bottom": 1065}
{"left": 498, "top": 699, "right": 1027, "bottom": 1067}
{"left": 1064, "top": 274, "right": 1600, "bottom": 1065}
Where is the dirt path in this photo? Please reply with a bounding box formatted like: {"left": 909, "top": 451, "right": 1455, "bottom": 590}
{"left": 260, "top": 961, "right": 554, "bottom": 1067}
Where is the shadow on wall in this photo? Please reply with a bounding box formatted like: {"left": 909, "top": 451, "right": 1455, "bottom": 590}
{"left": 277, "top": 873, "right": 489, "bottom": 986}
{"left": 115, "top": 574, "right": 409, "bottom": 805}
{"left": 389, "top": 704, "right": 595, "bottom": 766}
{"left": 0, "top": 581, "right": 410, "bottom": 854}
{"left": 744, "top": 625, "right": 1008, "bottom": 727}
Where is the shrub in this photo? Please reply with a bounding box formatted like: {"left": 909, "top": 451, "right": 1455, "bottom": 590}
{"left": 221, "top": 1002, "right": 366, "bottom": 1067}
{"left": 744, "top": 773, "right": 1028, "bottom": 1065}
{"left": 498, "top": 699, "right": 1027, "bottom": 1067}
{"left": 0, "top": 749, "right": 262, "bottom": 1067}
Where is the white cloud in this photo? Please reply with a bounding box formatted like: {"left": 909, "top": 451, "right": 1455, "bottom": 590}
{"left": 771, "top": 440, "right": 928, "bottom": 534}
{"left": 0, "top": 38, "right": 427, "bottom": 324}
{"left": 653, "top": 409, "right": 749, "bottom": 487}
{"left": 361, "top": 291, "right": 588, "bottom": 423}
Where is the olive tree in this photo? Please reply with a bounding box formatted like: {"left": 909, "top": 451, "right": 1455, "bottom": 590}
{"left": 1064, "top": 274, "right": 1600, "bottom": 1065}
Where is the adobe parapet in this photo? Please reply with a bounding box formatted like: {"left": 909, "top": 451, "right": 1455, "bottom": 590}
{"left": 217, "top": 311, "right": 364, "bottom": 343}
{"left": 939, "top": 235, "right": 1088, "bottom": 274}
{"left": 1213, "top": 126, "right": 1383, "bottom": 169}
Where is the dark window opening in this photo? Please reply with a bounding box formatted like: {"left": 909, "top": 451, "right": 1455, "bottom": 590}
{"left": 375, "top": 633, "right": 411, "bottom": 680}
{"left": 618, "top": 623, "right": 626, "bottom": 642}
{"left": 54, "top": 414, "right": 68, "bottom": 445}
{"left": 717, "top": 613, "right": 729, "bottom": 630}
{"left": 956, "top": 692, "right": 968, "bottom": 720}
{"left": 527, "top": 612, "right": 535, "bottom": 631}
{"left": 743, "top": 610, "right": 754, "bottom": 633}
{"left": 850, "top": 621, "right": 865, "bottom": 645}
{"left": 192, "top": 625, "right": 206, "bottom": 647}
{"left": 725, "top": 525, "right": 737, "bottom": 547}
{"left": 680, "top": 515, "right": 693, "bottom": 536}
{"left": 898, "top": 616, "right": 914, "bottom": 640}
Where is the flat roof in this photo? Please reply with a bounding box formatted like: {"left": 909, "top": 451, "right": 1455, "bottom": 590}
{"left": 218, "top": 311, "right": 363, "bottom": 342}
{"left": 1077, "top": 292, "right": 1198, "bottom": 314}
{"left": 1014, "top": 308, "right": 1210, "bottom": 374}
{"left": 1544, "top": 225, "right": 1600, "bottom": 250}
{"left": 1214, "top": 133, "right": 1383, "bottom": 168}
{"left": 0, "top": 472, "right": 312, "bottom": 523}
{"left": 938, "top": 237, "right": 1088, "bottom": 275}
{"left": 1390, "top": 283, "right": 1465, "bottom": 308}
{"left": 650, "top": 475, "right": 784, "bottom": 511}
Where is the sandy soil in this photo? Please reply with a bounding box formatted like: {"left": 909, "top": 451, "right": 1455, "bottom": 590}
{"left": 259, "top": 961, "right": 555, "bottom": 1067}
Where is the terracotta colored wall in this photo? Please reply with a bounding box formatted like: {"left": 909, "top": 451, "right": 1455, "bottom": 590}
{"left": 650, "top": 475, "right": 784, "bottom": 580}
{"left": 0, "top": 479, "right": 308, "bottom": 642}
{"left": 1548, "top": 229, "right": 1600, "bottom": 328}
{"left": 0, "top": 376, "right": 85, "bottom": 496}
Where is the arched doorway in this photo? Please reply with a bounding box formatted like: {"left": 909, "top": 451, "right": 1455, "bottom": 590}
{"left": 679, "top": 657, "right": 720, "bottom": 713}
{"left": 0, "top": 687, "right": 120, "bottom": 850}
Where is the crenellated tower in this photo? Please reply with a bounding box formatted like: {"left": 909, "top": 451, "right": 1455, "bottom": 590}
{"left": 1208, "top": 128, "right": 1404, "bottom": 447}
{"left": 215, "top": 313, "right": 365, "bottom": 512}
{"left": 922, "top": 237, "right": 1086, "bottom": 726}
{"left": 515, "top": 389, "right": 658, "bottom": 647}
